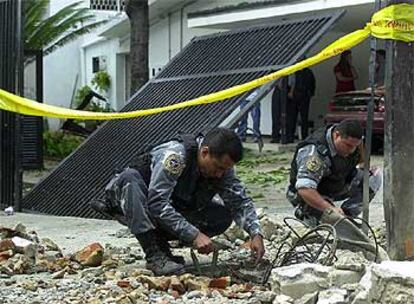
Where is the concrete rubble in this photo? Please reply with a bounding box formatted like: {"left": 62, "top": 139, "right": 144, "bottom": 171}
{"left": 0, "top": 215, "right": 412, "bottom": 304}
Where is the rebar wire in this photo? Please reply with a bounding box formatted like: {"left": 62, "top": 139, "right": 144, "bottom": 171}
{"left": 262, "top": 219, "right": 337, "bottom": 284}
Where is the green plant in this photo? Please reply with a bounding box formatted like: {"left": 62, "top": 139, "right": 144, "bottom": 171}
{"left": 24, "top": 0, "right": 107, "bottom": 57}
{"left": 91, "top": 71, "right": 111, "bottom": 93}
{"left": 43, "top": 131, "right": 84, "bottom": 159}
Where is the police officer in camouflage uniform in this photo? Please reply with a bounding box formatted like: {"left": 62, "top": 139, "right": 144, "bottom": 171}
{"left": 287, "top": 120, "right": 382, "bottom": 226}
{"left": 92, "top": 128, "right": 265, "bottom": 275}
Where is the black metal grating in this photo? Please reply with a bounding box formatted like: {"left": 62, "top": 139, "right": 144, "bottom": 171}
{"left": 157, "top": 16, "right": 330, "bottom": 78}
{"left": 22, "top": 12, "right": 343, "bottom": 217}
{"left": 22, "top": 50, "right": 44, "bottom": 170}
{"left": 90, "top": 0, "right": 125, "bottom": 11}
{"left": 0, "top": 0, "right": 23, "bottom": 209}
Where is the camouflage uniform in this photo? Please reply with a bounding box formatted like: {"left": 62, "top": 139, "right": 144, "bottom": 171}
{"left": 287, "top": 125, "right": 382, "bottom": 226}
{"left": 104, "top": 135, "right": 262, "bottom": 243}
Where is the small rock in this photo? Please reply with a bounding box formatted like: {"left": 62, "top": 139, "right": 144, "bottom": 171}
{"left": 73, "top": 243, "right": 104, "bottom": 267}
{"left": 209, "top": 276, "right": 230, "bottom": 289}
{"left": 169, "top": 276, "right": 185, "bottom": 294}
{"left": 224, "top": 223, "right": 249, "bottom": 241}
{"left": 256, "top": 208, "right": 266, "bottom": 219}
{"left": 14, "top": 223, "right": 27, "bottom": 234}
{"left": 260, "top": 217, "right": 282, "bottom": 241}
{"left": 11, "top": 236, "right": 34, "bottom": 253}
{"left": 211, "top": 289, "right": 223, "bottom": 298}
{"left": 117, "top": 280, "right": 131, "bottom": 289}
{"left": 41, "top": 238, "right": 61, "bottom": 252}
{"left": 254, "top": 290, "right": 276, "bottom": 303}
{"left": 138, "top": 276, "right": 171, "bottom": 291}
{"left": 0, "top": 249, "right": 14, "bottom": 262}
{"left": 170, "top": 290, "right": 180, "bottom": 299}
{"left": 21, "top": 280, "right": 38, "bottom": 292}
{"left": 4, "top": 206, "right": 14, "bottom": 216}
{"left": 186, "top": 290, "right": 204, "bottom": 299}
{"left": 52, "top": 267, "right": 68, "bottom": 279}
{"left": 0, "top": 239, "right": 15, "bottom": 252}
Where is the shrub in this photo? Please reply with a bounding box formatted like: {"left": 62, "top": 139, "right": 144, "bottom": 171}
{"left": 43, "top": 131, "right": 85, "bottom": 159}
{"left": 91, "top": 71, "right": 111, "bottom": 93}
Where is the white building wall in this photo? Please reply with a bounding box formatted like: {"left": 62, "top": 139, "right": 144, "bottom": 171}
{"left": 43, "top": 0, "right": 119, "bottom": 129}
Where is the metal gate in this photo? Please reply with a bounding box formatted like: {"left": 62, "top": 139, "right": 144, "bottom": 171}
{"left": 0, "top": 0, "right": 23, "bottom": 210}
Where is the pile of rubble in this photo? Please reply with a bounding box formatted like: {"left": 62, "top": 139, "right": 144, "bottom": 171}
{"left": 0, "top": 216, "right": 412, "bottom": 304}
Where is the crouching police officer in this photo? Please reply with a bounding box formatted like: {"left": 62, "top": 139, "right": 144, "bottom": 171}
{"left": 92, "top": 128, "right": 265, "bottom": 275}
{"left": 287, "top": 119, "right": 382, "bottom": 227}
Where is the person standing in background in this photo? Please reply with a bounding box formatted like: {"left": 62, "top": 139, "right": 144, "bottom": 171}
{"left": 334, "top": 50, "right": 358, "bottom": 93}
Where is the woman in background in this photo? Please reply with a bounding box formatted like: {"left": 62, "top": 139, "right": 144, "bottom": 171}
{"left": 334, "top": 50, "right": 358, "bottom": 93}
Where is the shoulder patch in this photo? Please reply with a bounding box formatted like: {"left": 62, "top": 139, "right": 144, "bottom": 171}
{"left": 163, "top": 153, "right": 185, "bottom": 176}
{"left": 306, "top": 155, "right": 323, "bottom": 172}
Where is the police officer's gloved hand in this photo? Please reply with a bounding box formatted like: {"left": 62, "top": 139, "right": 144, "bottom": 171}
{"left": 320, "top": 206, "right": 345, "bottom": 225}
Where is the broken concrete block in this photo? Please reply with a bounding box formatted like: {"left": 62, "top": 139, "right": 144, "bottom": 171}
{"left": 295, "top": 292, "right": 318, "bottom": 304}
{"left": 73, "top": 243, "right": 104, "bottom": 267}
{"left": 273, "top": 294, "right": 294, "bottom": 304}
{"left": 271, "top": 263, "right": 361, "bottom": 300}
{"left": 271, "top": 263, "right": 331, "bottom": 299}
{"left": 318, "top": 288, "right": 348, "bottom": 303}
{"left": 328, "top": 269, "right": 363, "bottom": 286}
{"left": 352, "top": 261, "right": 414, "bottom": 304}
{"left": 334, "top": 250, "right": 368, "bottom": 273}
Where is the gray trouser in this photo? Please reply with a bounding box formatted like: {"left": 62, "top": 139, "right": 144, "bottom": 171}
{"left": 288, "top": 168, "right": 382, "bottom": 226}
{"left": 105, "top": 168, "right": 233, "bottom": 238}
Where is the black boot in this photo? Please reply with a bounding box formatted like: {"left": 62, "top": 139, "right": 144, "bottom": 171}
{"left": 156, "top": 233, "right": 186, "bottom": 265}
{"left": 136, "top": 231, "right": 185, "bottom": 276}
{"left": 90, "top": 198, "right": 128, "bottom": 226}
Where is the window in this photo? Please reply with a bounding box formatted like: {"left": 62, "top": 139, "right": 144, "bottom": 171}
{"left": 90, "top": 0, "right": 125, "bottom": 11}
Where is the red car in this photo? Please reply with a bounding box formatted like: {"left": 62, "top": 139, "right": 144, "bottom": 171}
{"left": 324, "top": 90, "right": 385, "bottom": 150}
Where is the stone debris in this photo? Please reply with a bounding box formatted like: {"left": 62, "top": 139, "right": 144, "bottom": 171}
{"left": 0, "top": 220, "right": 408, "bottom": 304}
{"left": 351, "top": 261, "right": 414, "bottom": 304}
{"left": 270, "top": 263, "right": 363, "bottom": 299}
{"left": 4, "top": 206, "right": 14, "bottom": 216}
{"left": 72, "top": 242, "right": 104, "bottom": 267}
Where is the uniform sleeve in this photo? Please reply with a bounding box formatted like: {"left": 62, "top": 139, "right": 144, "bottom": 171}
{"left": 148, "top": 142, "right": 199, "bottom": 243}
{"left": 214, "top": 169, "right": 262, "bottom": 237}
{"left": 295, "top": 144, "right": 329, "bottom": 190}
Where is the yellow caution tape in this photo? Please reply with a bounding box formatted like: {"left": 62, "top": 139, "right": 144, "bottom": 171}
{"left": 0, "top": 4, "right": 413, "bottom": 120}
